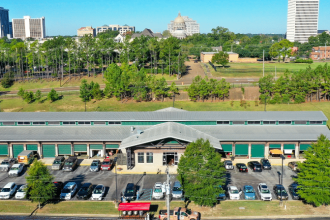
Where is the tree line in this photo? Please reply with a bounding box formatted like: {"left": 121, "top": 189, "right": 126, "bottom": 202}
{"left": 17, "top": 88, "right": 60, "bottom": 103}
{"left": 258, "top": 64, "right": 330, "bottom": 104}
{"left": 187, "top": 76, "right": 230, "bottom": 102}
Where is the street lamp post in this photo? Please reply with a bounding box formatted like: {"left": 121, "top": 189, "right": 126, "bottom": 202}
{"left": 114, "top": 157, "right": 118, "bottom": 204}
{"left": 280, "top": 154, "right": 285, "bottom": 204}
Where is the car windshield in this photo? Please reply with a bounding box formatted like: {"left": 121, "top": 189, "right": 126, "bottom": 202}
{"left": 102, "top": 162, "right": 110, "bottom": 165}
{"left": 18, "top": 187, "right": 26, "bottom": 192}
{"left": 245, "top": 188, "right": 254, "bottom": 193}
{"left": 173, "top": 187, "right": 181, "bottom": 192}
{"left": 1, "top": 161, "right": 8, "bottom": 165}
{"left": 62, "top": 189, "right": 71, "bottom": 193}
{"left": 154, "top": 188, "right": 162, "bottom": 193}
{"left": 53, "top": 161, "right": 61, "bottom": 164}
{"left": 126, "top": 189, "right": 134, "bottom": 194}
{"left": 226, "top": 162, "right": 232, "bottom": 165}
{"left": 1, "top": 188, "right": 10, "bottom": 192}
{"left": 263, "top": 161, "right": 270, "bottom": 165}
{"left": 231, "top": 190, "right": 239, "bottom": 194}
{"left": 278, "top": 189, "right": 287, "bottom": 194}
{"left": 261, "top": 189, "right": 270, "bottom": 193}
{"left": 240, "top": 165, "right": 246, "bottom": 168}
{"left": 94, "top": 188, "right": 103, "bottom": 194}
{"left": 11, "top": 167, "right": 19, "bottom": 170}
{"left": 80, "top": 187, "right": 89, "bottom": 192}
{"left": 91, "top": 163, "right": 98, "bottom": 166}
{"left": 65, "top": 162, "right": 73, "bottom": 165}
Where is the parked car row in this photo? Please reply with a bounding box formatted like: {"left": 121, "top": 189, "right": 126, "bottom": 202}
{"left": 152, "top": 181, "right": 183, "bottom": 200}
{"left": 226, "top": 182, "right": 300, "bottom": 201}
{"left": 0, "top": 159, "right": 25, "bottom": 177}
{"left": 51, "top": 157, "right": 114, "bottom": 172}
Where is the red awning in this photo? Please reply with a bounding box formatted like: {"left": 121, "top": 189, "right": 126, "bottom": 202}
{"left": 118, "top": 202, "right": 151, "bottom": 211}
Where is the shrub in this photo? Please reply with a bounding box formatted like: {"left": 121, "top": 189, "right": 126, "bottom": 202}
{"left": 1, "top": 72, "right": 14, "bottom": 88}
{"left": 294, "top": 58, "right": 313, "bottom": 64}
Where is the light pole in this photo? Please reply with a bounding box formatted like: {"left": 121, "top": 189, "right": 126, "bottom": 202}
{"left": 114, "top": 157, "right": 118, "bottom": 204}
{"left": 280, "top": 154, "right": 285, "bottom": 204}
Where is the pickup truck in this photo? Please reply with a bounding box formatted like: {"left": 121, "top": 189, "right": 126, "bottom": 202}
{"left": 159, "top": 207, "right": 200, "bottom": 220}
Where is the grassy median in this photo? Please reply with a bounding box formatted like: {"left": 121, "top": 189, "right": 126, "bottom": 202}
{"left": 0, "top": 200, "right": 329, "bottom": 218}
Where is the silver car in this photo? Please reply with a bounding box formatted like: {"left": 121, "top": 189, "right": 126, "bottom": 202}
{"left": 224, "top": 160, "right": 234, "bottom": 170}
{"left": 90, "top": 160, "right": 101, "bottom": 172}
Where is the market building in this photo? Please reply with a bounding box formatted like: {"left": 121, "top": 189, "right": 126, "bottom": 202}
{"left": 0, "top": 108, "right": 328, "bottom": 172}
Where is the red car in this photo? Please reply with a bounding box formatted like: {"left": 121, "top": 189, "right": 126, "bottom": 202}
{"left": 101, "top": 159, "right": 113, "bottom": 171}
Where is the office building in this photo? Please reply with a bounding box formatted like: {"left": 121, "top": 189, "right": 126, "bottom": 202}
{"left": 77, "top": 26, "right": 96, "bottom": 37}
{"left": 96, "top": 25, "right": 135, "bottom": 35}
{"left": 168, "top": 12, "right": 200, "bottom": 39}
{"left": 12, "top": 16, "right": 46, "bottom": 39}
{"left": 0, "top": 7, "right": 10, "bottom": 38}
{"left": 286, "top": 0, "right": 319, "bottom": 43}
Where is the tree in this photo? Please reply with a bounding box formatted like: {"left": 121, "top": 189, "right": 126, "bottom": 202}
{"left": 79, "top": 79, "right": 92, "bottom": 102}
{"left": 17, "top": 87, "right": 26, "bottom": 100}
{"left": 91, "top": 82, "right": 103, "bottom": 100}
{"left": 47, "top": 89, "right": 59, "bottom": 102}
{"left": 295, "top": 135, "right": 330, "bottom": 207}
{"left": 1, "top": 72, "right": 14, "bottom": 88}
{"left": 35, "top": 90, "right": 42, "bottom": 102}
{"left": 211, "top": 51, "right": 229, "bottom": 67}
{"left": 26, "top": 160, "right": 56, "bottom": 208}
{"left": 178, "top": 138, "right": 226, "bottom": 207}
{"left": 23, "top": 91, "right": 34, "bottom": 103}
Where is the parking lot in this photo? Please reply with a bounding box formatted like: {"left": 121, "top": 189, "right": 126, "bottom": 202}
{"left": 0, "top": 164, "right": 297, "bottom": 201}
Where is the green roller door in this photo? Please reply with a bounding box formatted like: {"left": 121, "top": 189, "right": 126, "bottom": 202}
{"left": 235, "top": 144, "right": 248, "bottom": 155}
{"left": 284, "top": 144, "right": 295, "bottom": 150}
{"left": 42, "top": 145, "right": 56, "bottom": 158}
{"left": 74, "top": 144, "right": 87, "bottom": 152}
{"left": 300, "top": 144, "right": 311, "bottom": 151}
{"left": 90, "top": 144, "right": 103, "bottom": 150}
{"left": 13, "top": 145, "right": 24, "bottom": 158}
{"left": 269, "top": 144, "right": 281, "bottom": 148}
{"left": 26, "top": 144, "right": 38, "bottom": 151}
{"left": 106, "top": 144, "right": 119, "bottom": 149}
{"left": 58, "top": 144, "right": 71, "bottom": 155}
{"left": 221, "top": 144, "right": 232, "bottom": 152}
{"left": 251, "top": 144, "right": 265, "bottom": 158}
{"left": 0, "top": 145, "right": 8, "bottom": 155}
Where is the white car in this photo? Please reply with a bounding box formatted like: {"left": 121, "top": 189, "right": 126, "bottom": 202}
{"left": 91, "top": 184, "right": 105, "bottom": 200}
{"left": 228, "top": 186, "right": 242, "bottom": 200}
{"left": 0, "top": 182, "right": 17, "bottom": 199}
{"left": 8, "top": 163, "right": 24, "bottom": 177}
{"left": 0, "top": 158, "right": 16, "bottom": 172}
{"left": 15, "top": 184, "right": 27, "bottom": 199}
{"left": 60, "top": 182, "right": 77, "bottom": 200}
{"left": 258, "top": 183, "right": 272, "bottom": 201}
{"left": 152, "top": 182, "right": 164, "bottom": 199}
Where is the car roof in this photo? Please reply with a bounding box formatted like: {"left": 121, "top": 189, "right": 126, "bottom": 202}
{"left": 230, "top": 186, "right": 238, "bottom": 190}
{"left": 66, "top": 157, "right": 77, "bottom": 161}
{"left": 173, "top": 181, "right": 181, "bottom": 186}
{"left": 4, "top": 182, "right": 15, "bottom": 187}
{"left": 55, "top": 156, "right": 64, "bottom": 160}
{"left": 95, "top": 184, "right": 104, "bottom": 188}
{"left": 244, "top": 185, "right": 253, "bottom": 189}
{"left": 82, "top": 183, "right": 92, "bottom": 187}
{"left": 12, "top": 163, "right": 21, "bottom": 167}
{"left": 237, "top": 163, "right": 246, "bottom": 165}
{"left": 275, "top": 184, "right": 285, "bottom": 188}
{"left": 64, "top": 182, "right": 76, "bottom": 188}
{"left": 126, "top": 183, "right": 135, "bottom": 187}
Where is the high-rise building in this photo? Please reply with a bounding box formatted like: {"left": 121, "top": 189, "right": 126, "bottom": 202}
{"left": 12, "top": 16, "right": 46, "bottom": 39}
{"left": 168, "top": 12, "right": 200, "bottom": 39}
{"left": 0, "top": 7, "right": 10, "bottom": 38}
{"left": 286, "top": 0, "right": 319, "bottom": 43}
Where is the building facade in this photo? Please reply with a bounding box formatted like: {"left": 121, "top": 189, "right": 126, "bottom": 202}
{"left": 77, "top": 26, "right": 96, "bottom": 37}
{"left": 168, "top": 12, "right": 199, "bottom": 39}
{"left": 0, "top": 108, "right": 328, "bottom": 172}
{"left": 286, "top": 0, "right": 319, "bottom": 43}
{"left": 0, "top": 7, "right": 10, "bottom": 38}
{"left": 310, "top": 46, "right": 330, "bottom": 60}
{"left": 96, "top": 25, "right": 135, "bottom": 35}
{"left": 12, "top": 16, "right": 46, "bottom": 39}
{"left": 200, "top": 52, "right": 239, "bottom": 63}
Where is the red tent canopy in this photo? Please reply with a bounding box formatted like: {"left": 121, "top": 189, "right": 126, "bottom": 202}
{"left": 118, "top": 202, "right": 151, "bottom": 211}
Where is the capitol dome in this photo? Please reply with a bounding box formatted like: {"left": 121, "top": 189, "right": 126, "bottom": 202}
{"left": 174, "top": 12, "right": 185, "bottom": 24}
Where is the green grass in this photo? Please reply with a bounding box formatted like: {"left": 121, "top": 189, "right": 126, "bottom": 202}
{"left": 209, "top": 62, "right": 330, "bottom": 78}
{"left": 0, "top": 200, "right": 329, "bottom": 218}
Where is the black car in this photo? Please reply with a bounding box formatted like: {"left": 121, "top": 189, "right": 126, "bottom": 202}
{"left": 63, "top": 156, "right": 78, "bottom": 172}
{"left": 289, "top": 183, "right": 300, "bottom": 200}
{"left": 124, "top": 183, "right": 137, "bottom": 201}
{"left": 76, "top": 183, "right": 93, "bottom": 200}
{"left": 236, "top": 163, "right": 248, "bottom": 172}
{"left": 248, "top": 161, "right": 262, "bottom": 172}
{"left": 53, "top": 181, "right": 64, "bottom": 198}
{"left": 260, "top": 159, "right": 272, "bottom": 170}
{"left": 273, "top": 184, "right": 289, "bottom": 200}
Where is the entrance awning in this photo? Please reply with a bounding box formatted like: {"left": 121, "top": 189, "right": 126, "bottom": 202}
{"left": 120, "top": 122, "right": 222, "bottom": 150}
{"left": 270, "top": 149, "right": 283, "bottom": 155}
{"left": 118, "top": 202, "right": 151, "bottom": 211}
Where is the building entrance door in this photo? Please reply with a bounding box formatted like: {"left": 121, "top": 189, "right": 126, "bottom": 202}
{"left": 163, "top": 152, "right": 178, "bottom": 166}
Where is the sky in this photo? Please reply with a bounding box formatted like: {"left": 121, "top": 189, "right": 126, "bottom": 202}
{"left": 3, "top": 0, "right": 330, "bottom": 36}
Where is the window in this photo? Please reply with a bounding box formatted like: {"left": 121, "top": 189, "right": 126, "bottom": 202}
{"left": 217, "top": 121, "right": 230, "bottom": 125}
{"left": 93, "top": 121, "right": 106, "bottom": 125}
{"left": 108, "top": 121, "right": 121, "bottom": 125}
{"left": 62, "top": 122, "right": 76, "bottom": 125}
{"left": 2, "top": 122, "right": 15, "bottom": 126}
{"left": 78, "top": 121, "right": 91, "bottom": 125}
{"left": 294, "top": 121, "right": 307, "bottom": 125}
{"left": 138, "top": 153, "right": 144, "bottom": 163}
{"left": 232, "top": 121, "right": 245, "bottom": 125}
{"left": 279, "top": 121, "right": 291, "bottom": 125}
{"left": 310, "top": 121, "right": 322, "bottom": 125}
{"left": 146, "top": 152, "right": 153, "bottom": 163}
{"left": 17, "top": 122, "right": 30, "bottom": 125}
{"left": 263, "top": 121, "right": 276, "bottom": 125}
{"left": 248, "top": 121, "right": 260, "bottom": 125}
{"left": 32, "top": 122, "right": 45, "bottom": 125}
{"left": 48, "top": 121, "right": 60, "bottom": 125}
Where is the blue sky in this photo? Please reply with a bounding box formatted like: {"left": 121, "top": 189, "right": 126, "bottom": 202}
{"left": 3, "top": 0, "right": 330, "bottom": 36}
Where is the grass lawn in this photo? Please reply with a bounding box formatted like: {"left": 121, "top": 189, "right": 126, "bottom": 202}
{"left": 209, "top": 62, "right": 330, "bottom": 78}
{"left": 1, "top": 96, "right": 330, "bottom": 125}
{"left": 0, "top": 200, "right": 329, "bottom": 218}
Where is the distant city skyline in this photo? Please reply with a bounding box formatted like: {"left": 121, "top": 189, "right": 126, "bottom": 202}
{"left": 2, "top": 0, "right": 330, "bottom": 36}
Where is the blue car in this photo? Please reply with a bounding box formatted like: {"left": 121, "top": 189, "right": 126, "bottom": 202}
{"left": 243, "top": 185, "right": 256, "bottom": 200}
{"left": 216, "top": 185, "right": 226, "bottom": 202}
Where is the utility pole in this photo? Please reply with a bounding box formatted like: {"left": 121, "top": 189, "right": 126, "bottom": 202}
{"left": 325, "top": 43, "right": 327, "bottom": 62}
{"left": 166, "top": 167, "right": 170, "bottom": 220}
{"left": 263, "top": 50, "right": 265, "bottom": 77}
{"left": 275, "top": 66, "right": 277, "bottom": 79}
